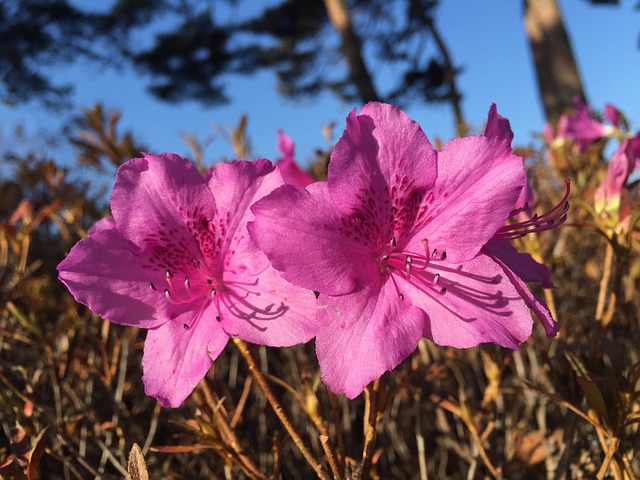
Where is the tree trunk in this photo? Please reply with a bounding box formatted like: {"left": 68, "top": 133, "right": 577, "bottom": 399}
{"left": 524, "top": 0, "right": 587, "bottom": 124}
{"left": 323, "top": 0, "right": 380, "bottom": 103}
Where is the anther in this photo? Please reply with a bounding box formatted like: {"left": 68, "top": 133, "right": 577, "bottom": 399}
{"left": 164, "top": 289, "right": 172, "bottom": 300}
{"left": 392, "top": 236, "right": 397, "bottom": 248}
{"left": 183, "top": 323, "right": 189, "bottom": 330}
{"left": 207, "top": 279, "right": 213, "bottom": 285}
{"left": 432, "top": 274, "right": 440, "bottom": 285}
{"left": 398, "top": 293, "right": 405, "bottom": 300}
{"left": 166, "top": 269, "right": 173, "bottom": 279}
{"left": 405, "top": 255, "right": 412, "bottom": 275}
{"left": 440, "top": 251, "right": 447, "bottom": 261}
{"left": 149, "top": 282, "right": 157, "bottom": 290}
{"left": 431, "top": 248, "right": 438, "bottom": 258}
{"left": 216, "top": 315, "right": 221, "bottom": 322}
{"left": 439, "top": 287, "right": 447, "bottom": 295}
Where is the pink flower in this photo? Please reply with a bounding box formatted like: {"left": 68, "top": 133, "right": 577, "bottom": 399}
{"left": 595, "top": 132, "right": 640, "bottom": 219}
{"left": 274, "top": 130, "right": 315, "bottom": 188}
{"left": 58, "top": 153, "right": 316, "bottom": 407}
{"left": 604, "top": 104, "right": 623, "bottom": 129}
{"left": 563, "top": 97, "right": 611, "bottom": 152}
{"left": 250, "top": 103, "right": 559, "bottom": 398}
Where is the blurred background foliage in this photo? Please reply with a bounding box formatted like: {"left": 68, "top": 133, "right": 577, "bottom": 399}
{"left": 1, "top": 0, "right": 640, "bottom": 478}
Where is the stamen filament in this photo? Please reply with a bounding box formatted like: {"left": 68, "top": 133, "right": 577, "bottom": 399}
{"left": 497, "top": 179, "right": 570, "bottom": 239}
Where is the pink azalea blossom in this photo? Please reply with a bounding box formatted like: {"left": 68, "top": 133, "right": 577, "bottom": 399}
{"left": 250, "top": 103, "right": 562, "bottom": 398}
{"left": 58, "top": 153, "right": 316, "bottom": 407}
{"left": 604, "top": 104, "right": 623, "bottom": 129}
{"left": 563, "top": 97, "right": 612, "bottom": 152}
{"left": 595, "top": 132, "right": 640, "bottom": 219}
{"left": 274, "top": 130, "right": 316, "bottom": 187}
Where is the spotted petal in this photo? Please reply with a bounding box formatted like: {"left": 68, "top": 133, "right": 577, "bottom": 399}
{"left": 329, "top": 103, "right": 438, "bottom": 246}
{"left": 111, "top": 153, "right": 216, "bottom": 264}
{"left": 58, "top": 226, "right": 174, "bottom": 329}
{"left": 411, "top": 136, "right": 525, "bottom": 263}
{"left": 250, "top": 181, "right": 379, "bottom": 295}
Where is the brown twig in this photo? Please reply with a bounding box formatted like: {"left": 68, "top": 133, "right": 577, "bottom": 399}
{"left": 233, "top": 338, "right": 330, "bottom": 480}
{"left": 360, "top": 378, "right": 382, "bottom": 479}
{"left": 199, "top": 381, "right": 267, "bottom": 480}
{"left": 595, "top": 242, "right": 613, "bottom": 325}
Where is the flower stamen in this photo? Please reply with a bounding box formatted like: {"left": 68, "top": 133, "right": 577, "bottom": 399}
{"left": 497, "top": 179, "right": 570, "bottom": 239}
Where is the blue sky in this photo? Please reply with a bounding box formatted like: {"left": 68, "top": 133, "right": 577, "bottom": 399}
{"left": 1, "top": 0, "right": 639, "bottom": 178}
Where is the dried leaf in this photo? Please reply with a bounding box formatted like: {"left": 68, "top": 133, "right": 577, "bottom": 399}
{"left": 127, "top": 443, "right": 149, "bottom": 480}
{"left": 26, "top": 427, "right": 48, "bottom": 480}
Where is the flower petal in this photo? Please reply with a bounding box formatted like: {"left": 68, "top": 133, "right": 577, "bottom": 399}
{"left": 328, "top": 103, "right": 438, "bottom": 244}
{"left": 483, "top": 239, "right": 554, "bottom": 288}
{"left": 219, "top": 263, "right": 317, "bottom": 346}
{"left": 275, "top": 130, "right": 315, "bottom": 188}
{"left": 315, "top": 280, "right": 425, "bottom": 399}
{"left": 111, "top": 153, "right": 216, "bottom": 260}
{"left": 484, "top": 103, "right": 514, "bottom": 144}
{"left": 249, "top": 182, "right": 378, "bottom": 295}
{"left": 88, "top": 217, "right": 116, "bottom": 235}
{"left": 208, "top": 159, "right": 281, "bottom": 272}
{"left": 142, "top": 303, "right": 229, "bottom": 407}
{"left": 414, "top": 136, "right": 525, "bottom": 262}
{"left": 58, "top": 227, "right": 175, "bottom": 329}
{"left": 484, "top": 245, "right": 559, "bottom": 337}
{"left": 403, "top": 253, "right": 533, "bottom": 349}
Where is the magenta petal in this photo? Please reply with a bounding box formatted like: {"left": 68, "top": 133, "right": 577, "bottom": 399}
{"left": 565, "top": 97, "right": 607, "bottom": 151}
{"left": 207, "top": 159, "right": 280, "bottom": 269}
{"left": 111, "top": 152, "right": 216, "bottom": 253}
{"left": 404, "top": 254, "right": 533, "bottom": 349}
{"left": 483, "top": 239, "right": 554, "bottom": 288}
{"left": 142, "top": 305, "right": 229, "bottom": 407}
{"left": 88, "top": 217, "right": 116, "bottom": 235}
{"left": 58, "top": 227, "right": 172, "bottom": 329}
{"left": 275, "top": 130, "right": 315, "bottom": 188}
{"left": 484, "top": 103, "right": 514, "bottom": 144}
{"left": 329, "top": 103, "right": 437, "bottom": 225}
{"left": 604, "top": 104, "right": 622, "bottom": 128}
{"left": 249, "top": 182, "right": 379, "bottom": 295}
{"left": 315, "top": 280, "right": 425, "bottom": 399}
{"left": 487, "top": 252, "right": 559, "bottom": 337}
{"left": 219, "top": 263, "right": 317, "bottom": 346}
{"left": 415, "top": 136, "right": 525, "bottom": 263}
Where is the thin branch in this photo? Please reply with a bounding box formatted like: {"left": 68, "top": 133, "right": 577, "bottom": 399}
{"left": 410, "top": 0, "right": 466, "bottom": 136}
{"left": 360, "top": 378, "right": 382, "bottom": 479}
{"left": 232, "top": 338, "right": 330, "bottom": 480}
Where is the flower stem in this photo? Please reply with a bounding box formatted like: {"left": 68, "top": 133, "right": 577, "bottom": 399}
{"left": 232, "top": 338, "right": 330, "bottom": 480}
{"left": 595, "top": 242, "right": 614, "bottom": 327}
{"left": 360, "top": 378, "right": 382, "bottom": 479}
